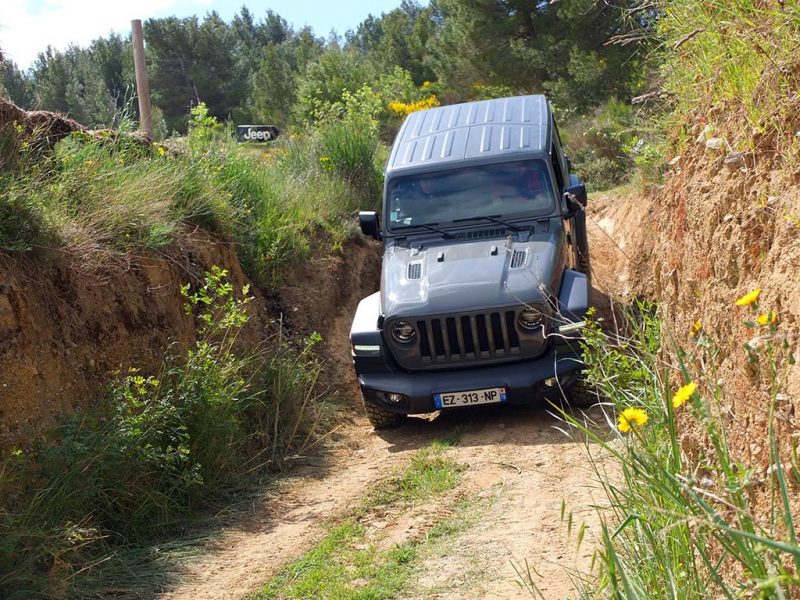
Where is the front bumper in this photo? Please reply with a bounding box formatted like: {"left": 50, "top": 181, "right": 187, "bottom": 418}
{"left": 359, "top": 346, "right": 582, "bottom": 415}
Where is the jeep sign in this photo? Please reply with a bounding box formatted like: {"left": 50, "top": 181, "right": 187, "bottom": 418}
{"left": 237, "top": 125, "right": 280, "bottom": 143}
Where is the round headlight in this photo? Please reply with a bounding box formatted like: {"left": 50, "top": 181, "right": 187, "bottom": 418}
{"left": 391, "top": 320, "right": 417, "bottom": 343}
{"left": 518, "top": 307, "right": 544, "bottom": 330}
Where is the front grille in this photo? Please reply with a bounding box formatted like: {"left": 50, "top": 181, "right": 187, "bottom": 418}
{"left": 385, "top": 307, "right": 547, "bottom": 370}
{"left": 417, "top": 311, "right": 520, "bottom": 361}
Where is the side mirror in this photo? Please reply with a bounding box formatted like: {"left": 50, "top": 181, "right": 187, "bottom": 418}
{"left": 358, "top": 211, "right": 381, "bottom": 240}
{"left": 562, "top": 184, "right": 587, "bottom": 219}
{"left": 565, "top": 183, "right": 587, "bottom": 207}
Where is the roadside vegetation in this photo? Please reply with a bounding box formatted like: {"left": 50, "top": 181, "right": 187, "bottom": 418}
{"left": 0, "top": 266, "right": 330, "bottom": 598}
{"left": 0, "top": 94, "right": 382, "bottom": 283}
{"left": 629, "top": 0, "right": 800, "bottom": 180}
{"left": 562, "top": 294, "right": 799, "bottom": 598}
{"left": 548, "top": 2, "right": 800, "bottom": 597}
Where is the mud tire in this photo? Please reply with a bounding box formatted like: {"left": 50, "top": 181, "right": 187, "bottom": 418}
{"left": 364, "top": 395, "right": 406, "bottom": 429}
{"left": 567, "top": 377, "right": 597, "bottom": 409}
{"left": 574, "top": 210, "right": 592, "bottom": 290}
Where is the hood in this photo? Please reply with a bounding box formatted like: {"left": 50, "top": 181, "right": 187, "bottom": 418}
{"left": 381, "top": 231, "right": 564, "bottom": 318}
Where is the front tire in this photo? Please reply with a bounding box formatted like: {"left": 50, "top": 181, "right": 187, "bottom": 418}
{"left": 363, "top": 394, "right": 406, "bottom": 429}
{"left": 567, "top": 376, "right": 597, "bottom": 408}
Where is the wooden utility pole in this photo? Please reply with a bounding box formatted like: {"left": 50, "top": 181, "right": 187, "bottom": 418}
{"left": 131, "top": 19, "right": 153, "bottom": 139}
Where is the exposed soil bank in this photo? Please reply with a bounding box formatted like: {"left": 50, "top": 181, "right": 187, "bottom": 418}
{"left": 0, "top": 231, "right": 381, "bottom": 448}
{"left": 628, "top": 141, "right": 800, "bottom": 482}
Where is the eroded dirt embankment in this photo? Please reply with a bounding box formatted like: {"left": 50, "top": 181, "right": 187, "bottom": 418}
{"left": 0, "top": 232, "right": 381, "bottom": 447}
{"left": 625, "top": 133, "right": 800, "bottom": 487}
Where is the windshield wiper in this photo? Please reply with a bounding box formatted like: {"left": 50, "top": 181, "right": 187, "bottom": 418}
{"left": 453, "top": 215, "right": 525, "bottom": 232}
{"left": 392, "top": 223, "right": 454, "bottom": 239}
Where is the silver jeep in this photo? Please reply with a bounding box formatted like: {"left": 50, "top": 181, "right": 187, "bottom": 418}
{"left": 350, "top": 95, "right": 590, "bottom": 428}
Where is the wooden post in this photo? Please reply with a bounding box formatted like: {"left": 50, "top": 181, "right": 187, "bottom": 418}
{"left": 131, "top": 19, "right": 153, "bottom": 139}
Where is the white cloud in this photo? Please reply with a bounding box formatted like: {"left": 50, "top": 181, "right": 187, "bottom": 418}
{"left": 0, "top": 0, "right": 212, "bottom": 70}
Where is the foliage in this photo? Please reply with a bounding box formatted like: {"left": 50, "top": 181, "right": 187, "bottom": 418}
{"left": 0, "top": 59, "right": 35, "bottom": 108}
{"left": 28, "top": 36, "right": 133, "bottom": 128}
{"left": 346, "top": 1, "right": 437, "bottom": 86}
{"left": 294, "top": 43, "right": 378, "bottom": 123}
{"left": 560, "top": 298, "right": 800, "bottom": 598}
{"left": 144, "top": 13, "right": 249, "bottom": 133}
{"left": 10, "top": 2, "right": 650, "bottom": 135}
{"left": 0, "top": 97, "right": 384, "bottom": 280}
{"left": 427, "top": 0, "right": 648, "bottom": 109}
{"left": 314, "top": 86, "right": 383, "bottom": 200}
{"left": 560, "top": 99, "right": 638, "bottom": 192}
{"left": 651, "top": 0, "right": 800, "bottom": 151}
{"left": 0, "top": 268, "right": 328, "bottom": 597}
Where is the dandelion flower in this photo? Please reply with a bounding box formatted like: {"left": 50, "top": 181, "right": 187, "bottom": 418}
{"left": 756, "top": 311, "right": 777, "bottom": 326}
{"left": 157, "top": 146, "right": 166, "bottom": 156}
{"left": 617, "top": 407, "right": 648, "bottom": 433}
{"left": 735, "top": 288, "right": 761, "bottom": 306}
{"left": 672, "top": 381, "right": 696, "bottom": 409}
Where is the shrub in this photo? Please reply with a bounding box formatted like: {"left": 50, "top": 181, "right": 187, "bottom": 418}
{"left": 0, "top": 268, "right": 328, "bottom": 597}
{"left": 315, "top": 86, "right": 383, "bottom": 205}
{"left": 560, "top": 99, "right": 638, "bottom": 192}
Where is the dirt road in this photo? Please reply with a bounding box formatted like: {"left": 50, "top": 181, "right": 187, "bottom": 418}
{"left": 160, "top": 193, "right": 632, "bottom": 600}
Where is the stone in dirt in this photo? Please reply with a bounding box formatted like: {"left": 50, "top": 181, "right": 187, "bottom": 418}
{"left": 723, "top": 152, "right": 746, "bottom": 170}
{"left": 705, "top": 137, "right": 726, "bottom": 151}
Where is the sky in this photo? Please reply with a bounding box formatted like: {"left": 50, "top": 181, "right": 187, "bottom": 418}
{"left": 0, "top": 0, "right": 405, "bottom": 70}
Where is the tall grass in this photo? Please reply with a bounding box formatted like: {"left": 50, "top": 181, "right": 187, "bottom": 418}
{"left": 560, "top": 297, "right": 799, "bottom": 598}
{"left": 0, "top": 101, "right": 384, "bottom": 281}
{"left": 0, "top": 268, "right": 329, "bottom": 598}
{"left": 653, "top": 0, "right": 800, "bottom": 150}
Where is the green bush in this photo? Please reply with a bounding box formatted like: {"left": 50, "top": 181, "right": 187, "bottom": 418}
{"left": 560, "top": 99, "right": 638, "bottom": 192}
{"left": 0, "top": 268, "right": 328, "bottom": 598}
{"left": 315, "top": 86, "right": 383, "bottom": 206}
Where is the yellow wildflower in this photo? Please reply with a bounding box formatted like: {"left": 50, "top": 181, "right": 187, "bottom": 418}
{"left": 617, "top": 407, "right": 648, "bottom": 433}
{"left": 388, "top": 95, "right": 441, "bottom": 118}
{"left": 672, "top": 381, "right": 696, "bottom": 409}
{"left": 689, "top": 320, "right": 702, "bottom": 337}
{"left": 735, "top": 288, "right": 761, "bottom": 306}
{"left": 756, "top": 310, "right": 778, "bottom": 326}
{"left": 157, "top": 146, "right": 166, "bottom": 156}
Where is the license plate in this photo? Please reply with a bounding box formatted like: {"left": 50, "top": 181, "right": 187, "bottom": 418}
{"left": 434, "top": 387, "right": 507, "bottom": 409}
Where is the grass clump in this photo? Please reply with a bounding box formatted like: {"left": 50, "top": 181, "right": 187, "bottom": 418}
{"left": 0, "top": 101, "right": 384, "bottom": 282}
{"left": 369, "top": 440, "right": 463, "bottom": 507}
{"left": 253, "top": 521, "right": 417, "bottom": 600}
{"left": 0, "top": 268, "right": 328, "bottom": 598}
{"left": 253, "top": 441, "right": 464, "bottom": 600}
{"left": 650, "top": 0, "right": 800, "bottom": 153}
{"left": 560, "top": 297, "right": 799, "bottom": 598}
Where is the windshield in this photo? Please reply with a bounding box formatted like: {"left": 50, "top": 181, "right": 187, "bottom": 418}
{"left": 385, "top": 159, "right": 556, "bottom": 231}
